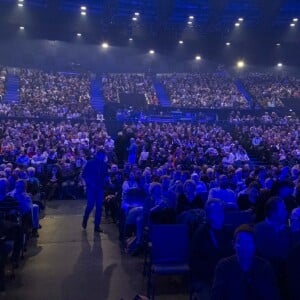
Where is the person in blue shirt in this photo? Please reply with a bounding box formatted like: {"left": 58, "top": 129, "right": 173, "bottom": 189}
{"left": 127, "top": 138, "right": 137, "bottom": 165}
{"left": 15, "top": 151, "right": 30, "bottom": 168}
{"left": 81, "top": 149, "right": 108, "bottom": 233}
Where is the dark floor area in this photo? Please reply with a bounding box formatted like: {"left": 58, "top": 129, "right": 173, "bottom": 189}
{"left": 2, "top": 200, "right": 191, "bottom": 300}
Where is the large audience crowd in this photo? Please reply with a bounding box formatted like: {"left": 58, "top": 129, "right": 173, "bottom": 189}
{"left": 158, "top": 73, "right": 249, "bottom": 109}
{"left": 102, "top": 73, "right": 158, "bottom": 105}
{"left": 241, "top": 72, "right": 300, "bottom": 108}
{"left": 18, "top": 69, "right": 95, "bottom": 118}
{"left": 0, "top": 115, "right": 299, "bottom": 298}
{"left": 0, "top": 69, "right": 96, "bottom": 119}
{"left": 101, "top": 120, "right": 299, "bottom": 300}
{"left": 1, "top": 65, "right": 300, "bottom": 298}
{"left": 1, "top": 68, "right": 300, "bottom": 113}
{"left": 230, "top": 111, "right": 300, "bottom": 165}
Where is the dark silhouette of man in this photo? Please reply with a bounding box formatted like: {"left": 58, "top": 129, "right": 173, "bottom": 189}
{"left": 211, "top": 224, "right": 280, "bottom": 300}
{"left": 82, "top": 149, "right": 108, "bottom": 233}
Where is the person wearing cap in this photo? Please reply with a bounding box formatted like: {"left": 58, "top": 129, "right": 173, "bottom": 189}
{"left": 81, "top": 149, "right": 108, "bottom": 233}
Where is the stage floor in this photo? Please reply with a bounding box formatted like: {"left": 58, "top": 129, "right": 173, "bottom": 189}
{"left": 3, "top": 200, "right": 197, "bottom": 300}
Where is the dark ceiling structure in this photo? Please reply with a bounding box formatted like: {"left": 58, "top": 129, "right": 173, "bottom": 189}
{"left": 0, "top": 0, "right": 299, "bottom": 41}
{"left": 0, "top": 0, "right": 299, "bottom": 70}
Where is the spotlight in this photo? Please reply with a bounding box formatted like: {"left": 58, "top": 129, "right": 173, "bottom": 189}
{"left": 134, "top": 12, "right": 140, "bottom": 16}
{"left": 277, "top": 63, "right": 283, "bottom": 67}
{"left": 195, "top": 55, "right": 201, "bottom": 61}
{"left": 235, "top": 23, "right": 240, "bottom": 27}
{"left": 81, "top": 11, "right": 86, "bottom": 16}
{"left": 77, "top": 33, "right": 82, "bottom": 37}
{"left": 276, "top": 43, "right": 281, "bottom": 46}
{"left": 18, "top": 3, "right": 23, "bottom": 7}
{"left": 129, "top": 38, "right": 133, "bottom": 41}
{"left": 290, "top": 23, "right": 296, "bottom": 27}
{"left": 179, "top": 40, "right": 184, "bottom": 44}
{"left": 293, "top": 18, "right": 298, "bottom": 22}
{"left": 81, "top": 6, "right": 87, "bottom": 11}
{"left": 237, "top": 60, "right": 245, "bottom": 68}
{"left": 189, "top": 16, "right": 194, "bottom": 20}
{"left": 19, "top": 26, "right": 25, "bottom": 30}
{"left": 226, "top": 42, "right": 231, "bottom": 46}
{"left": 18, "top": 0, "right": 24, "bottom": 2}
{"left": 187, "top": 21, "right": 193, "bottom": 25}
{"left": 102, "top": 42, "right": 109, "bottom": 48}
{"left": 238, "top": 18, "right": 244, "bottom": 22}
{"left": 132, "top": 17, "right": 138, "bottom": 21}
{"left": 149, "top": 50, "right": 155, "bottom": 54}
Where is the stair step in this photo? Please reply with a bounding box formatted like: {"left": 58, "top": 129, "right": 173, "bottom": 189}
{"left": 90, "top": 77, "right": 105, "bottom": 113}
{"left": 4, "top": 74, "right": 20, "bottom": 103}
{"left": 154, "top": 81, "right": 171, "bottom": 107}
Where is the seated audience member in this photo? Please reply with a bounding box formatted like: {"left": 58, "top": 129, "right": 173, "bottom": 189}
{"left": 290, "top": 207, "right": 300, "bottom": 242}
{"left": 60, "top": 159, "right": 77, "bottom": 200}
{"left": 295, "top": 183, "right": 300, "bottom": 206}
{"left": 191, "top": 172, "right": 207, "bottom": 194}
{"left": 31, "top": 149, "right": 47, "bottom": 166}
{"left": 271, "top": 180, "right": 296, "bottom": 214}
{"left": 255, "top": 177, "right": 274, "bottom": 222}
{"left": 46, "top": 164, "right": 61, "bottom": 201}
{"left": 120, "top": 188, "right": 145, "bottom": 248}
{"left": 176, "top": 180, "right": 203, "bottom": 216}
{"left": 211, "top": 225, "right": 280, "bottom": 300}
{"left": 9, "top": 180, "right": 33, "bottom": 216}
{"left": 122, "top": 172, "right": 139, "bottom": 200}
{"left": 190, "top": 199, "right": 233, "bottom": 295}
{"left": 15, "top": 151, "right": 30, "bottom": 168}
{"left": 254, "top": 196, "right": 293, "bottom": 297}
{"left": 149, "top": 182, "right": 170, "bottom": 213}
{"left": 287, "top": 241, "right": 300, "bottom": 300}
{"left": 104, "top": 170, "right": 123, "bottom": 222}
{"left": 254, "top": 197, "right": 292, "bottom": 263}
{"left": 160, "top": 175, "right": 176, "bottom": 210}
{"left": 232, "top": 167, "right": 246, "bottom": 194}
{"left": 0, "top": 179, "right": 22, "bottom": 269}
{"left": 148, "top": 182, "right": 176, "bottom": 225}
{"left": 208, "top": 175, "right": 237, "bottom": 208}
{"left": 27, "top": 167, "right": 43, "bottom": 209}
{"left": 8, "top": 179, "right": 39, "bottom": 236}
{"left": 237, "top": 181, "right": 260, "bottom": 211}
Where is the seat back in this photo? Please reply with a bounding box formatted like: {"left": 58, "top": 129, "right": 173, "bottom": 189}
{"left": 149, "top": 224, "right": 189, "bottom": 264}
{"left": 125, "top": 188, "right": 146, "bottom": 205}
{"left": 224, "top": 210, "right": 254, "bottom": 231}
{"left": 198, "top": 191, "right": 208, "bottom": 204}
{"left": 0, "top": 196, "right": 21, "bottom": 223}
{"left": 149, "top": 208, "right": 176, "bottom": 225}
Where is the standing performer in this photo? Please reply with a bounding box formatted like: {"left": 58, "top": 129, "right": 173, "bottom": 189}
{"left": 82, "top": 149, "right": 108, "bottom": 233}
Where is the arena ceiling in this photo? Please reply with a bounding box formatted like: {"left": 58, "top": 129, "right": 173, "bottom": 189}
{"left": 0, "top": 1, "right": 300, "bottom": 38}
{"left": 0, "top": 0, "right": 300, "bottom": 68}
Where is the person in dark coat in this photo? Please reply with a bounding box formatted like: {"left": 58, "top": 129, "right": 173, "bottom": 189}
{"left": 176, "top": 180, "right": 203, "bottom": 216}
{"left": 211, "top": 224, "right": 280, "bottom": 300}
{"left": 190, "top": 198, "right": 233, "bottom": 295}
{"left": 81, "top": 149, "right": 108, "bottom": 233}
{"left": 287, "top": 242, "right": 300, "bottom": 300}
